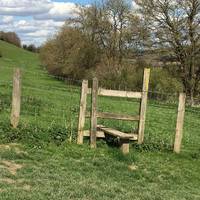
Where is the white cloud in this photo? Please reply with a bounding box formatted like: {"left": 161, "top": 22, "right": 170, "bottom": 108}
{"left": 0, "top": 15, "right": 13, "bottom": 24}
{"left": 0, "top": 0, "right": 82, "bottom": 45}
{"left": 2, "top": 15, "right": 13, "bottom": 23}
{"left": 0, "top": 0, "right": 52, "bottom": 16}
{"left": 34, "top": 2, "right": 79, "bottom": 21}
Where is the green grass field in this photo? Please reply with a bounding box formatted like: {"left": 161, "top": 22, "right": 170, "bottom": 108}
{"left": 0, "top": 40, "right": 200, "bottom": 200}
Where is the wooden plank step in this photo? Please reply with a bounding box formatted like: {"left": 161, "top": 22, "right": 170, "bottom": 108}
{"left": 98, "top": 125, "right": 138, "bottom": 140}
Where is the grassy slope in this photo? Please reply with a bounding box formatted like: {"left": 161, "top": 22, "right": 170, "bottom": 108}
{"left": 0, "top": 40, "right": 200, "bottom": 200}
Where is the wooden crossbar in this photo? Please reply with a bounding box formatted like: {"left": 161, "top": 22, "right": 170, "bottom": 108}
{"left": 87, "top": 88, "right": 142, "bottom": 99}
{"left": 86, "top": 112, "right": 140, "bottom": 121}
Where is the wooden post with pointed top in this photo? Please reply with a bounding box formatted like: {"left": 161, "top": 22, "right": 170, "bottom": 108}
{"left": 138, "top": 68, "right": 150, "bottom": 144}
{"left": 90, "top": 77, "right": 98, "bottom": 148}
{"left": 11, "top": 68, "right": 21, "bottom": 128}
{"left": 174, "top": 93, "right": 186, "bottom": 153}
{"left": 77, "top": 80, "right": 88, "bottom": 144}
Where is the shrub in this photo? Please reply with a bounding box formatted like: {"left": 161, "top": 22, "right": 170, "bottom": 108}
{"left": 40, "top": 27, "right": 100, "bottom": 80}
{"left": 150, "top": 68, "right": 183, "bottom": 94}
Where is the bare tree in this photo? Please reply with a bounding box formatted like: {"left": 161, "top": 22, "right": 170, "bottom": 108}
{"left": 135, "top": 0, "right": 200, "bottom": 104}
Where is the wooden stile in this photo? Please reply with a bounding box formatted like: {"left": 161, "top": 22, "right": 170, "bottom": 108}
{"left": 11, "top": 68, "right": 21, "bottom": 128}
{"left": 174, "top": 93, "right": 186, "bottom": 153}
{"left": 77, "top": 68, "right": 150, "bottom": 154}
{"left": 138, "top": 68, "right": 150, "bottom": 144}
{"left": 77, "top": 80, "right": 88, "bottom": 144}
{"left": 90, "top": 78, "right": 98, "bottom": 148}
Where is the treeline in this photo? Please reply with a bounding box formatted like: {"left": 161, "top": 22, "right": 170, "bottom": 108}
{"left": 23, "top": 44, "right": 40, "bottom": 53}
{"left": 0, "top": 31, "right": 38, "bottom": 53}
{"left": 0, "top": 31, "right": 21, "bottom": 47}
{"left": 40, "top": 0, "right": 200, "bottom": 104}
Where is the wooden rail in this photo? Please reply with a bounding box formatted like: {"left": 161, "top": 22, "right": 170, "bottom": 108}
{"left": 88, "top": 88, "right": 142, "bottom": 99}
{"left": 86, "top": 112, "right": 140, "bottom": 121}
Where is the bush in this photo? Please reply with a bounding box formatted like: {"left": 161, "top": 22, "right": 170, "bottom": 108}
{"left": 0, "top": 50, "right": 2, "bottom": 58}
{"left": 40, "top": 27, "right": 100, "bottom": 80}
{"left": 150, "top": 68, "right": 183, "bottom": 94}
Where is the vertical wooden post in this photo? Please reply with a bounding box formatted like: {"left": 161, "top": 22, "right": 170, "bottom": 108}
{"left": 120, "top": 139, "right": 129, "bottom": 155}
{"left": 90, "top": 77, "right": 98, "bottom": 148}
{"left": 138, "top": 68, "right": 150, "bottom": 144}
{"left": 11, "top": 68, "right": 21, "bottom": 128}
{"left": 174, "top": 93, "right": 186, "bottom": 153}
{"left": 77, "top": 80, "right": 88, "bottom": 144}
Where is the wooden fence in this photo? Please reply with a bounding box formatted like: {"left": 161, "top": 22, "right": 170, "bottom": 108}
{"left": 7, "top": 68, "right": 186, "bottom": 153}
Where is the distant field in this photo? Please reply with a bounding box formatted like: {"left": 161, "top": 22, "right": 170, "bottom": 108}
{"left": 0, "top": 40, "right": 200, "bottom": 200}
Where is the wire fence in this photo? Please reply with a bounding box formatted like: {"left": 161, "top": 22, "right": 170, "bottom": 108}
{"left": 0, "top": 69, "right": 200, "bottom": 153}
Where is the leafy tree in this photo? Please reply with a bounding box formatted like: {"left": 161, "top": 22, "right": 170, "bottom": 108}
{"left": 135, "top": 0, "right": 200, "bottom": 104}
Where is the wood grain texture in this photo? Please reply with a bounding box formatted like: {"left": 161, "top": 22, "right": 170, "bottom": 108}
{"left": 98, "top": 125, "right": 138, "bottom": 139}
{"left": 11, "top": 68, "right": 21, "bottom": 128}
{"left": 120, "top": 139, "right": 130, "bottom": 154}
{"left": 90, "top": 78, "right": 98, "bottom": 148}
{"left": 87, "top": 88, "right": 142, "bottom": 99}
{"left": 174, "top": 93, "right": 186, "bottom": 153}
{"left": 138, "top": 68, "right": 150, "bottom": 144}
{"left": 77, "top": 80, "right": 88, "bottom": 144}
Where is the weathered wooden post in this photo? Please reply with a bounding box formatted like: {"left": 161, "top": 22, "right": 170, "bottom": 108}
{"left": 120, "top": 139, "right": 130, "bottom": 155}
{"left": 77, "top": 80, "right": 88, "bottom": 144}
{"left": 138, "top": 68, "right": 150, "bottom": 144}
{"left": 90, "top": 77, "right": 98, "bottom": 148}
{"left": 174, "top": 93, "right": 186, "bottom": 153}
{"left": 11, "top": 68, "right": 21, "bottom": 128}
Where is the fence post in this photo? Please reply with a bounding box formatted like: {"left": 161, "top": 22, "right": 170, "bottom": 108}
{"left": 77, "top": 80, "right": 88, "bottom": 144}
{"left": 138, "top": 68, "right": 150, "bottom": 144}
{"left": 174, "top": 93, "right": 186, "bottom": 153}
{"left": 11, "top": 68, "right": 21, "bottom": 128}
{"left": 90, "top": 77, "right": 98, "bottom": 148}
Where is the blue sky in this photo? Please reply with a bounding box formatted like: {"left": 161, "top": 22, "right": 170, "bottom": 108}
{"left": 0, "top": 0, "right": 94, "bottom": 46}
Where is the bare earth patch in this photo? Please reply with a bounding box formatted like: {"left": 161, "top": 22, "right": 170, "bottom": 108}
{"left": 1, "top": 160, "right": 24, "bottom": 176}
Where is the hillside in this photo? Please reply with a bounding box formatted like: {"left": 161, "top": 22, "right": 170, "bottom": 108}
{"left": 0, "top": 41, "right": 200, "bottom": 200}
